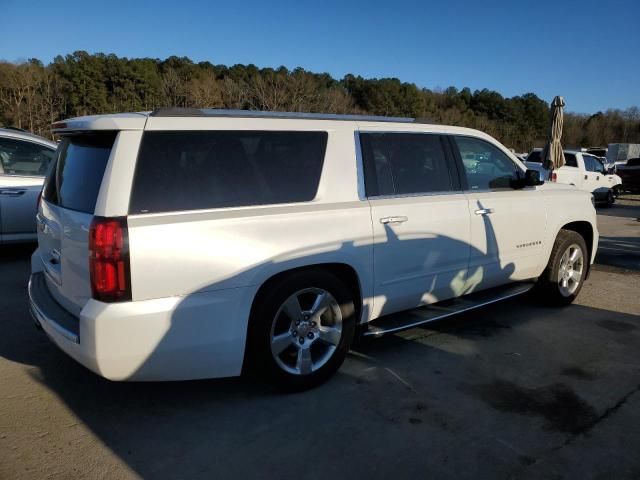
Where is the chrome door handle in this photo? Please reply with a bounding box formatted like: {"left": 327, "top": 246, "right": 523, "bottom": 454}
{"left": 50, "top": 249, "right": 61, "bottom": 265}
{"left": 380, "top": 216, "right": 408, "bottom": 224}
{"left": 475, "top": 208, "right": 494, "bottom": 215}
{"left": 0, "top": 188, "right": 27, "bottom": 197}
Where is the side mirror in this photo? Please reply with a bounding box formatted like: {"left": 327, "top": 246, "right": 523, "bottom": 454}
{"left": 524, "top": 169, "right": 545, "bottom": 186}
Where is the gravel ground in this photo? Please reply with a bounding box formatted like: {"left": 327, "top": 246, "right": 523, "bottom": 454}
{"left": 0, "top": 195, "right": 638, "bottom": 480}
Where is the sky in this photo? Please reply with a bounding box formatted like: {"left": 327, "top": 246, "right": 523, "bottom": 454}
{"left": 2, "top": 0, "right": 639, "bottom": 114}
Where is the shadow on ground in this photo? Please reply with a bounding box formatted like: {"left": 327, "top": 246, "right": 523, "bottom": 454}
{"left": 597, "top": 200, "right": 640, "bottom": 220}
{"left": 2, "top": 244, "right": 639, "bottom": 478}
{"left": 595, "top": 236, "right": 640, "bottom": 272}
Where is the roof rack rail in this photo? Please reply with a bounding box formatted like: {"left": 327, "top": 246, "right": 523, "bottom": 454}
{"left": 150, "top": 108, "right": 416, "bottom": 123}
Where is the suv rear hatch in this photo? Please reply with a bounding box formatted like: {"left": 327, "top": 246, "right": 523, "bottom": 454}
{"left": 38, "top": 132, "right": 117, "bottom": 316}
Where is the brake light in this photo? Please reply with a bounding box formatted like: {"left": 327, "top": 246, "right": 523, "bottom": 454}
{"left": 551, "top": 172, "right": 557, "bottom": 182}
{"left": 89, "top": 217, "right": 131, "bottom": 302}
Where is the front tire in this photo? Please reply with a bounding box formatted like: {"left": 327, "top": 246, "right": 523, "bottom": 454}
{"left": 535, "top": 230, "right": 588, "bottom": 305}
{"left": 246, "top": 270, "right": 356, "bottom": 391}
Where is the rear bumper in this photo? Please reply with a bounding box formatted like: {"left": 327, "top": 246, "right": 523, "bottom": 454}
{"left": 29, "top": 272, "right": 80, "bottom": 343}
{"left": 29, "top": 272, "right": 255, "bottom": 381}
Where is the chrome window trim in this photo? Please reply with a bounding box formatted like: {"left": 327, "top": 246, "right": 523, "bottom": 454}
{"left": 0, "top": 173, "right": 46, "bottom": 179}
{"left": 367, "top": 190, "right": 465, "bottom": 200}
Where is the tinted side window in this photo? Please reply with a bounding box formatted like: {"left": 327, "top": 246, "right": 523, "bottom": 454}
{"left": 130, "top": 131, "right": 327, "bottom": 214}
{"left": 453, "top": 136, "right": 519, "bottom": 190}
{"left": 360, "top": 133, "right": 454, "bottom": 196}
{"left": 564, "top": 153, "right": 578, "bottom": 167}
{"left": 43, "top": 133, "right": 116, "bottom": 213}
{"left": 0, "top": 137, "right": 56, "bottom": 176}
{"left": 584, "top": 155, "right": 598, "bottom": 172}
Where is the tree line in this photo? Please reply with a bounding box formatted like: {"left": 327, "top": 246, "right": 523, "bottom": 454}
{"left": 1, "top": 51, "right": 639, "bottom": 152}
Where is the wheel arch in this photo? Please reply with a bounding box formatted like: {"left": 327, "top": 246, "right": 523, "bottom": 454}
{"left": 248, "top": 262, "right": 364, "bottom": 328}
{"left": 559, "top": 220, "right": 594, "bottom": 274}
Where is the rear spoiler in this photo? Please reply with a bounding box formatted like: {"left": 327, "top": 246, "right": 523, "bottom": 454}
{"left": 51, "top": 113, "right": 149, "bottom": 134}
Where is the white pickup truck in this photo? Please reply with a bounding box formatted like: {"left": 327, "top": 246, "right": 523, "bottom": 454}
{"left": 525, "top": 149, "right": 621, "bottom": 206}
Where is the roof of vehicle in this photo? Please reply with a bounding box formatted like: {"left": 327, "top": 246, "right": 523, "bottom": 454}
{"left": 149, "top": 108, "right": 418, "bottom": 123}
{"left": 0, "top": 127, "right": 57, "bottom": 149}
{"left": 49, "top": 108, "right": 496, "bottom": 141}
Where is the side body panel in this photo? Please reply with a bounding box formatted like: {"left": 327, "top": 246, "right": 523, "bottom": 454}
{"left": 555, "top": 165, "right": 584, "bottom": 188}
{"left": 122, "top": 120, "right": 373, "bottom": 305}
{"left": 368, "top": 194, "right": 471, "bottom": 318}
{"left": 537, "top": 186, "right": 599, "bottom": 267}
{"left": 464, "top": 188, "right": 547, "bottom": 291}
{"left": 0, "top": 175, "right": 44, "bottom": 242}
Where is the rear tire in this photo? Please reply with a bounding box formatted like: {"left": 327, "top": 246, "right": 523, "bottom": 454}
{"left": 604, "top": 189, "right": 615, "bottom": 207}
{"left": 535, "top": 230, "right": 588, "bottom": 306}
{"left": 246, "top": 270, "right": 356, "bottom": 392}
{"left": 613, "top": 185, "right": 621, "bottom": 198}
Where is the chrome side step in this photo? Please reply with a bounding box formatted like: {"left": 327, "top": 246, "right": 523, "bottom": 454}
{"left": 363, "top": 282, "right": 535, "bottom": 337}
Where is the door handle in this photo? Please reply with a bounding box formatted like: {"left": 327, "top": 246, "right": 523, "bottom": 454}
{"left": 584, "top": 175, "right": 588, "bottom": 180}
{"left": 475, "top": 208, "right": 494, "bottom": 215}
{"left": 0, "top": 188, "right": 26, "bottom": 197}
{"left": 50, "top": 249, "right": 61, "bottom": 265}
{"left": 380, "top": 216, "right": 408, "bottom": 224}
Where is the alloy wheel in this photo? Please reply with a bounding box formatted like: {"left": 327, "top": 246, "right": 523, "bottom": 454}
{"left": 557, "top": 243, "right": 584, "bottom": 297}
{"left": 269, "top": 288, "right": 343, "bottom": 375}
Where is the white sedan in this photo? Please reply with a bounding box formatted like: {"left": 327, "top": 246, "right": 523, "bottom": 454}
{"left": 0, "top": 128, "right": 57, "bottom": 243}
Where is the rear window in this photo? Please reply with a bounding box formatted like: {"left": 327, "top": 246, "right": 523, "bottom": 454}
{"left": 43, "top": 132, "right": 116, "bottom": 213}
{"left": 564, "top": 153, "right": 578, "bottom": 167}
{"left": 526, "top": 151, "right": 541, "bottom": 162}
{"left": 129, "top": 131, "right": 328, "bottom": 214}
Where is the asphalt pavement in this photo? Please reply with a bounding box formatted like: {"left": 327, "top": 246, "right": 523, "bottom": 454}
{"left": 0, "top": 196, "right": 638, "bottom": 480}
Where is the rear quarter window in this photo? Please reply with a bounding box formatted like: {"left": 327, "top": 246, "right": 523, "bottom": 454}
{"left": 43, "top": 132, "right": 116, "bottom": 213}
{"left": 564, "top": 153, "right": 578, "bottom": 168}
{"left": 129, "top": 131, "right": 328, "bottom": 214}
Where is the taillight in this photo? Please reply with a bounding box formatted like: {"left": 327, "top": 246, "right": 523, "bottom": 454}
{"left": 551, "top": 172, "right": 557, "bottom": 182}
{"left": 89, "top": 217, "right": 131, "bottom": 302}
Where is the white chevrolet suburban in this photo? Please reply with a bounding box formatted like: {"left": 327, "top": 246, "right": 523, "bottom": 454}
{"left": 29, "top": 109, "right": 598, "bottom": 390}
